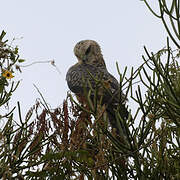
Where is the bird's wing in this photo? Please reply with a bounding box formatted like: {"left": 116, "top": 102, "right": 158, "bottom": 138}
{"left": 66, "top": 63, "right": 107, "bottom": 93}
{"left": 66, "top": 62, "right": 129, "bottom": 135}
{"left": 66, "top": 63, "right": 125, "bottom": 103}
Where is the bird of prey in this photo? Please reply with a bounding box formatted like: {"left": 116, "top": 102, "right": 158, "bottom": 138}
{"left": 66, "top": 40, "right": 128, "bottom": 134}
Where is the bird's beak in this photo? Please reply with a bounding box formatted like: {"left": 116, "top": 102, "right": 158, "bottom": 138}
{"left": 82, "top": 55, "right": 87, "bottom": 63}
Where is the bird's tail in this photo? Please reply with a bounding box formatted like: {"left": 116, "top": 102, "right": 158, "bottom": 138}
{"left": 106, "top": 103, "right": 129, "bottom": 137}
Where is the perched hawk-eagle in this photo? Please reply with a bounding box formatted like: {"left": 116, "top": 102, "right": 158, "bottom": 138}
{"left": 66, "top": 40, "right": 128, "bottom": 134}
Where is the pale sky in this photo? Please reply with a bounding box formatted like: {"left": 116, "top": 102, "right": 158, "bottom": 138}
{"left": 1, "top": 0, "right": 166, "bottom": 116}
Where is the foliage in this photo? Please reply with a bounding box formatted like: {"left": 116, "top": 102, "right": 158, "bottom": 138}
{"left": 143, "top": 0, "right": 180, "bottom": 49}
{"left": 0, "top": 0, "right": 179, "bottom": 179}
{"left": 0, "top": 31, "right": 25, "bottom": 179}
{"left": 0, "top": 31, "right": 20, "bottom": 109}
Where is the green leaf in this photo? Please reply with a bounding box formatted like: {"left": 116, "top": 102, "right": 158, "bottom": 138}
{"left": 0, "top": 84, "right": 4, "bottom": 93}
{"left": 14, "top": 47, "right": 19, "bottom": 54}
{"left": 0, "top": 30, "right": 6, "bottom": 41}
{"left": 18, "top": 59, "right": 25, "bottom": 63}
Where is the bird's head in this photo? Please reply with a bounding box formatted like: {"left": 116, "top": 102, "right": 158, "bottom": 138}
{"left": 74, "top": 40, "right": 105, "bottom": 67}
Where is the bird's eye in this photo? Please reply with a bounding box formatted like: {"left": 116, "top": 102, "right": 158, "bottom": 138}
{"left": 85, "top": 45, "right": 91, "bottom": 55}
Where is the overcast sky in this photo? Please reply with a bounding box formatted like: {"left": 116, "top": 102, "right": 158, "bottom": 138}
{"left": 1, "top": 0, "right": 167, "bottom": 117}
